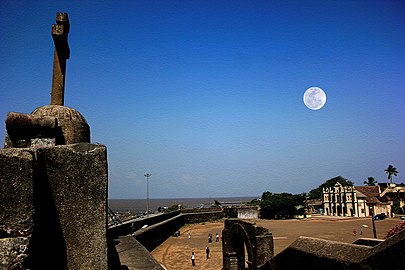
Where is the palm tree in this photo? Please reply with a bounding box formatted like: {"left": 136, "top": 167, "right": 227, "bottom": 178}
{"left": 384, "top": 165, "right": 398, "bottom": 184}
{"left": 364, "top": 177, "right": 377, "bottom": 186}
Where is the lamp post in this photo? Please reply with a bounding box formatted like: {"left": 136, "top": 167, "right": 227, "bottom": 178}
{"left": 144, "top": 173, "right": 151, "bottom": 216}
{"left": 369, "top": 205, "right": 377, "bottom": 238}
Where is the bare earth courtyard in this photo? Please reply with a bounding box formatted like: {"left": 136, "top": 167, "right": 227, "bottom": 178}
{"left": 151, "top": 216, "right": 403, "bottom": 270}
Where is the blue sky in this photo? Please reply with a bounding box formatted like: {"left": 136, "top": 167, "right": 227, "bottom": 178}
{"left": 1, "top": 1, "right": 404, "bottom": 199}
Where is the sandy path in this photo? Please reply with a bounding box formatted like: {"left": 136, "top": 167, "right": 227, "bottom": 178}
{"left": 151, "top": 217, "right": 403, "bottom": 270}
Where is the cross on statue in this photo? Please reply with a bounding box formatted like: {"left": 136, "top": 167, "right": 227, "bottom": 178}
{"left": 51, "top": 12, "right": 70, "bottom": 106}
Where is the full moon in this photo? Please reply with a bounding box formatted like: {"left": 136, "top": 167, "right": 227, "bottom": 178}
{"left": 303, "top": 87, "right": 327, "bottom": 110}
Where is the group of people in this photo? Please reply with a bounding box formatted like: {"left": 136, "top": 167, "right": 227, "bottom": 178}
{"left": 208, "top": 232, "right": 220, "bottom": 243}
{"left": 189, "top": 231, "right": 221, "bottom": 267}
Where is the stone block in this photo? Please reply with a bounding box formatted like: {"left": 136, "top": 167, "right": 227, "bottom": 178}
{"left": 0, "top": 148, "right": 35, "bottom": 237}
{"left": 37, "top": 143, "right": 108, "bottom": 269}
{"left": 0, "top": 237, "right": 30, "bottom": 270}
{"left": 0, "top": 144, "right": 108, "bottom": 269}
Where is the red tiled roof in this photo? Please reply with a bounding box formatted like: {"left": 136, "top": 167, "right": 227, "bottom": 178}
{"left": 355, "top": 186, "right": 381, "bottom": 204}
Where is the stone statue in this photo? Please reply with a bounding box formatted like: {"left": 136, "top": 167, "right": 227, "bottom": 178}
{"left": 4, "top": 12, "right": 90, "bottom": 148}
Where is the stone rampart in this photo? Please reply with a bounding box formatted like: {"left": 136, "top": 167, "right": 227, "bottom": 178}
{"left": 108, "top": 210, "right": 180, "bottom": 239}
{"left": 133, "top": 214, "right": 186, "bottom": 251}
{"left": 108, "top": 210, "right": 226, "bottom": 269}
{"left": 109, "top": 236, "right": 164, "bottom": 270}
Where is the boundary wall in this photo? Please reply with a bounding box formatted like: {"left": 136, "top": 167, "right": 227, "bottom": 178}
{"left": 108, "top": 210, "right": 225, "bottom": 269}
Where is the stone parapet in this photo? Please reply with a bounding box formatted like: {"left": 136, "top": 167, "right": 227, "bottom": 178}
{"left": 0, "top": 143, "right": 108, "bottom": 269}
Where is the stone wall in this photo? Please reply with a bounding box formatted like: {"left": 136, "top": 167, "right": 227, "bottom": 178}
{"left": 108, "top": 210, "right": 181, "bottom": 239}
{"left": 109, "top": 236, "right": 164, "bottom": 270}
{"left": 108, "top": 210, "right": 226, "bottom": 269}
{"left": 184, "top": 211, "right": 224, "bottom": 223}
{"left": 133, "top": 215, "right": 186, "bottom": 251}
{"left": 0, "top": 143, "right": 108, "bottom": 269}
{"left": 237, "top": 207, "right": 259, "bottom": 219}
{"left": 223, "top": 207, "right": 259, "bottom": 219}
{"left": 0, "top": 149, "right": 35, "bottom": 269}
{"left": 222, "top": 219, "right": 274, "bottom": 270}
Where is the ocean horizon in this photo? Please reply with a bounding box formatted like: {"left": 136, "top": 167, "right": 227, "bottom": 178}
{"left": 108, "top": 196, "right": 259, "bottom": 213}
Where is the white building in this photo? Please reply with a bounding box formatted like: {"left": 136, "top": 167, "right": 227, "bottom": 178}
{"left": 322, "top": 182, "right": 403, "bottom": 218}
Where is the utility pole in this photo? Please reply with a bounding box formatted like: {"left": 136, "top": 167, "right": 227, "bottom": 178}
{"left": 144, "top": 173, "right": 151, "bottom": 216}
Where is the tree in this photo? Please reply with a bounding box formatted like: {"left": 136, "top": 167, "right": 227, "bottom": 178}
{"left": 260, "top": 192, "right": 306, "bottom": 219}
{"left": 385, "top": 165, "right": 398, "bottom": 184}
{"left": 392, "top": 191, "right": 402, "bottom": 214}
{"left": 308, "top": 176, "right": 354, "bottom": 200}
{"left": 364, "top": 177, "right": 377, "bottom": 186}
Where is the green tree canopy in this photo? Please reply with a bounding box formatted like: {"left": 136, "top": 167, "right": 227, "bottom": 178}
{"left": 308, "top": 176, "right": 354, "bottom": 200}
{"left": 364, "top": 177, "right": 377, "bottom": 186}
{"left": 392, "top": 191, "right": 402, "bottom": 214}
{"left": 260, "top": 192, "right": 306, "bottom": 219}
{"left": 385, "top": 165, "right": 398, "bottom": 184}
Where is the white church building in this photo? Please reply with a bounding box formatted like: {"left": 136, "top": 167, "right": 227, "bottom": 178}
{"left": 322, "top": 182, "right": 401, "bottom": 218}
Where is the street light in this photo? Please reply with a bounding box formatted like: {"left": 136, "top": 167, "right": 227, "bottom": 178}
{"left": 369, "top": 204, "right": 377, "bottom": 238}
{"left": 144, "top": 173, "right": 151, "bottom": 216}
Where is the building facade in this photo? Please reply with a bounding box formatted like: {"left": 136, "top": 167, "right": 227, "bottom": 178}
{"left": 323, "top": 182, "right": 359, "bottom": 217}
{"left": 322, "top": 182, "right": 403, "bottom": 218}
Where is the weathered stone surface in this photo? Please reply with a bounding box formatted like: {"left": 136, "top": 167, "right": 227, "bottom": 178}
{"left": 0, "top": 148, "right": 35, "bottom": 237}
{"left": 362, "top": 229, "right": 405, "bottom": 270}
{"left": 37, "top": 143, "right": 108, "bottom": 269}
{"left": 0, "top": 143, "right": 108, "bottom": 269}
{"left": 4, "top": 106, "right": 90, "bottom": 148}
{"left": 4, "top": 112, "right": 57, "bottom": 148}
{"left": 114, "top": 236, "right": 164, "bottom": 270}
{"left": 32, "top": 105, "right": 90, "bottom": 145}
{"left": 51, "top": 12, "right": 70, "bottom": 106}
{"left": 222, "top": 219, "right": 274, "bottom": 270}
{"left": 0, "top": 237, "right": 30, "bottom": 270}
{"left": 269, "top": 237, "right": 371, "bottom": 270}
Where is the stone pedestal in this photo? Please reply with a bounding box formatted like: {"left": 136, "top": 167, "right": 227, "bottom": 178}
{"left": 0, "top": 143, "right": 108, "bottom": 269}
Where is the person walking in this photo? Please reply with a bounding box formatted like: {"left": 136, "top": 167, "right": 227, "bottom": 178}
{"left": 206, "top": 247, "right": 210, "bottom": 259}
{"left": 191, "top": 252, "right": 195, "bottom": 266}
{"left": 216, "top": 233, "right": 219, "bottom": 242}
{"left": 353, "top": 228, "right": 357, "bottom": 237}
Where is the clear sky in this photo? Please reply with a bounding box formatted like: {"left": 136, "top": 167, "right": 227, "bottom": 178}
{"left": 1, "top": 1, "right": 404, "bottom": 199}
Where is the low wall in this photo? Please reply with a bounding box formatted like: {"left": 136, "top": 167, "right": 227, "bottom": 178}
{"left": 127, "top": 211, "right": 224, "bottom": 251}
{"left": 108, "top": 209, "right": 225, "bottom": 269}
{"left": 109, "top": 236, "right": 164, "bottom": 270}
{"left": 184, "top": 211, "right": 224, "bottom": 223}
{"left": 133, "top": 214, "right": 186, "bottom": 251}
{"left": 223, "top": 207, "right": 259, "bottom": 219}
{"left": 237, "top": 207, "right": 259, "bottom": 219}
{"left": 108, "top": 210, "right": 181, "bottom": 239}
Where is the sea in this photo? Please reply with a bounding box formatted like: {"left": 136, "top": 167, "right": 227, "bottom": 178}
{"left": 108, "top": 196, "right": 258, "bottom": 214}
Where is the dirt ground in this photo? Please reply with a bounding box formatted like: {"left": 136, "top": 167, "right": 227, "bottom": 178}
{"left": 151, "top": 216, "right": 403, "bottom": 270}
